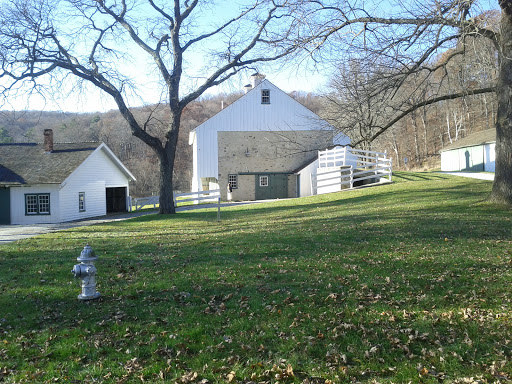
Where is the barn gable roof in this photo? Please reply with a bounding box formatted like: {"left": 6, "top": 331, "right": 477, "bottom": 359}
{"left": 189, "top": 77, "right": 336, "bottom": 144}
{"left": 440, "top": 129, "right": 496, "bottom": 152}
{"left": 0, "top": 142, "right": 134, "bottom": 186}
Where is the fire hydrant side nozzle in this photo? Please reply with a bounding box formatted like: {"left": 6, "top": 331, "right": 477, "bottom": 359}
{"left": 72, "top": 244, "right": 100, "bottom": 300}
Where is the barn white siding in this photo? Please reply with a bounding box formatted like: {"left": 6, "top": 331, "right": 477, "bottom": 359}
{"left": 190, "top": 132, "right": 199, "bottom": 193}
{"left": 295, "top": 159, "right": 318, "bottom": 197}
{"left": 191, "top": 79, "right": 345, "bottom": 192}
{"left": 10, "top": 184, "right": 61, "bottom": 224}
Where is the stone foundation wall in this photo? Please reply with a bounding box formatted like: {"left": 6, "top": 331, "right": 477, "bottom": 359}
{"left": 218, "top": 131, "right": 331, "bottom": 200}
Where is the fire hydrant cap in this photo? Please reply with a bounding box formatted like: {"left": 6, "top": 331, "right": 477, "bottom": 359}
{"left": 77, "top": 244, "right": 97, "bottom": 262}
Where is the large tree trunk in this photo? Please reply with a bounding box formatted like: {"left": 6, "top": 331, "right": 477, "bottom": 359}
{"left": 157, "top": 112, "right": 181, "bottom": 214}
{"left": 490, "top": 6, "right": 512, "bottom": 205}
{"left": 158, "top": 149, "right": 176, "bottom": 214}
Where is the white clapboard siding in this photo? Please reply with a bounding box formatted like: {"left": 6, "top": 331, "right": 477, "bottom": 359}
{"left": 59, "top": 180, "right": 106, "bottom": 223}
{"left": 59, "top": 145, "right": 133, "bottom": 223}
{"left": 10, "top": 184, "right": 61, "bottom": 224}
{"left": 295, "top": 159, "right": 319, "bottom": 197}
{"left": 190, "top": 79, "right": 349, "bottom": 192}
{"left": 484, "top": 143, "right": 495, "bottom": 172}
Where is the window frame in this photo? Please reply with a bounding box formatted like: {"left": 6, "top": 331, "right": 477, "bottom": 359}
{"left": 25, "top": 193, "right": 51, "bottom": 216}
{"left": 259, "top": 175, "right": 269, "bottom": 187}
{"left": 228, "top": 174, "right": 238, "bottom": 189}
{"left": 261, "top": 89, "right": 270, "bottom": 104}
{"left": 79, "top": 192, "right": 86, "bottom": 212}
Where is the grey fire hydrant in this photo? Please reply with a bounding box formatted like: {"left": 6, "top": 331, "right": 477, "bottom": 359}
{"left": 71, "top": 244, "right": 100, "bottom": 300}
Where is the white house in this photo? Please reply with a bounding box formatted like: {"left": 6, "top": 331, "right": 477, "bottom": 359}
{"left": 0, "top": 129, "right": 135, "bottom": 225}
{"left": 189, "top": 74, "right": 351, "bottom": 201}
{"left": 440, "top": 129, "right": 496, "bottom": 172}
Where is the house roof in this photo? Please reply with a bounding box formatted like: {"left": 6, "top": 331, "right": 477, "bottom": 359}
{"left": 440, "top": 129, "right": 496, "bottom": 152}
{"left": 0, "top": 142, "right": 102, "bottom": 185}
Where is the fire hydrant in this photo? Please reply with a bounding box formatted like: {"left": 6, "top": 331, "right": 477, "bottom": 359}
{"left": 71, "top": 244, "right": 100, "bottom": 300}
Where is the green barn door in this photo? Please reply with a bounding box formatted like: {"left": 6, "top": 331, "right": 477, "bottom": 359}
{"left": 0, "top": 188, "right": 11, "bottom": 224}
{"left": 255, "top": 174, "right": 288, "bottom": 200}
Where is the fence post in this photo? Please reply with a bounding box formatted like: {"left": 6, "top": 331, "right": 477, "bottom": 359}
{"left": 350, "top": 166, "right": 353, "bottom": 189}
{"left": 217, "top": 196, "right": 221, "bottom": 222}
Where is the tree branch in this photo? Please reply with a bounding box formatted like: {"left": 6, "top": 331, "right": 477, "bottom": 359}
{"left": 351, "top": 86, "right": 496, "bottom": 147}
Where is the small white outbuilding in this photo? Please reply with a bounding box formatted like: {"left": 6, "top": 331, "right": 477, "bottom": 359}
{"left": 440, "top": 129, "right": 496, "bottom": 173}
{"left": 0, "top": 129, "right": 135, "bottom": 225}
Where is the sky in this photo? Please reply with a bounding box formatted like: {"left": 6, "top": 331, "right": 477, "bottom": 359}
{"left": 0, "top": 0, "right": 499, "bottom": 114}
{"left": 1, "top": 65, "right": 329, "bottom": 113}
{"left": 0, "top": 0, "right": 331, "bottom": 114}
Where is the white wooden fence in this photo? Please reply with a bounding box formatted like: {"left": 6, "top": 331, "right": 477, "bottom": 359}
{"left": 173, "top": 189, "right": 221, "bottom": 207}
{"left": 133, "top": 189, "right": 221, "bottom": 220}
{"left": 316, "top": 147, "right": 392, "bottom": 194}
{"left": 132, "top": 195, "right": 159, "bottom": 211}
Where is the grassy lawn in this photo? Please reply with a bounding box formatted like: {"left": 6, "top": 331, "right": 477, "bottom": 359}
{"left": 1, "top": 172, "right": 511, "bottom": 383}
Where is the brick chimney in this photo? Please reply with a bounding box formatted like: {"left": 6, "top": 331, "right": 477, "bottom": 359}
{"left": 44, "top": 129, "right": 54, "bottom": 153}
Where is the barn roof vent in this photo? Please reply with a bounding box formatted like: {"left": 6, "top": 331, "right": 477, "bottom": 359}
{"left": 250, "top": 73, "right": 265, "bottom": 88}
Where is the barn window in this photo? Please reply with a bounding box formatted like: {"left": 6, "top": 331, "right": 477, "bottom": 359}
{"left": 261, "top": 89, "right": 270, "bottom": 104}
{"left": 25, "top": 193, "right": 50, "bottom": 215}
{"left": 79, "top": 192, "right": 86, "bottom": 212}
{"left": 259, "top": 176, "right": 269, "bottom": 187}
{"left": 228, "top": 174, "right": 238, "bottom": 189}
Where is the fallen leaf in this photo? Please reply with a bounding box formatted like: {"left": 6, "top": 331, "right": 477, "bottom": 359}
{"left": 226, "top": 371, "right": 236, "bottom": 383}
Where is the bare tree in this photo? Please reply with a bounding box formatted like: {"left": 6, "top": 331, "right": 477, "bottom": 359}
{"left": 323, "top": 59, "right": 400, "bottom": 150}
{"left": 304, "top": 0, "right": 511, "bottom": 204}
{"left": 0, "top": 0, "right": 305, "bottom": 213}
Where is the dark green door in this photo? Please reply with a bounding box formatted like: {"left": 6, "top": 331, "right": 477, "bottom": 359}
{"left": 0, "top": 187, "right": 10, "bottom": 224}
{"left": 255, "top": 174, "right": 288, "bottom": 200}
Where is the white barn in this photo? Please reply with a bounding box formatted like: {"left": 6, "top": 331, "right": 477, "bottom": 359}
{"left": 440, "top": 129, "right": 496, "bottom": 172}
{"left": 0, "top": 129, "right": 135, "bottom": 225}
{"left": 189, "top": 74, "right": 350, "bottom": 200}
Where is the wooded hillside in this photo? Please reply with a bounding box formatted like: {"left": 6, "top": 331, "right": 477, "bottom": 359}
{"left": 1, "top": 87, "right": 496, "bottom": 197}
{"left": 0, "top": 93, "right": 241, "bottom": 197}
